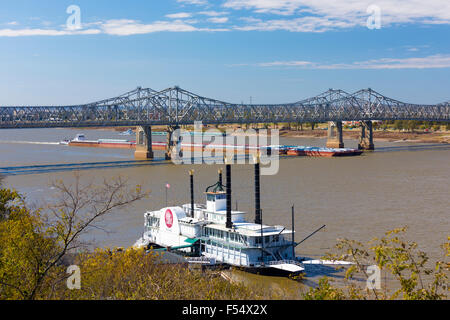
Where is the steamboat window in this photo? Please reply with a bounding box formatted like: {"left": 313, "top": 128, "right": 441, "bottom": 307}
{"left": 146, "top": 216, "right": 159, "bottom": 227}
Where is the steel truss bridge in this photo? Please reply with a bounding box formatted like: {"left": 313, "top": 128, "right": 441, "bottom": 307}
{"left": 0, "top": 87, "right": 449, "bottom": 129}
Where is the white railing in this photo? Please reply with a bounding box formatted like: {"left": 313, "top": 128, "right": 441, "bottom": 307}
{"left": 185, "top": 257, "right": 216, "bottom": 265}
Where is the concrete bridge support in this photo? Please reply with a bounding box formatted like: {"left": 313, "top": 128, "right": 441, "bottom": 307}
{"left": 358, "top": 121, "right": 375, "bottom": 150}
{"left": 134, "top": 126, "right": 154, "bottom": 160}
{"left": 326, "top": 121, "right": 344, "bottom": 148}
{"left": 165, "top": 125, "right": 181, "bottom": 160}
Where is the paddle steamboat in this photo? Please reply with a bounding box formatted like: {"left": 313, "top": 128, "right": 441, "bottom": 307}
{"left": 135, "top": 162, "right": 306, "bottom": 276}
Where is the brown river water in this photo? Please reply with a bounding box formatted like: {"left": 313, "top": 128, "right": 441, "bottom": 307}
{"left": 1, "top": 128, "right": 449, "bottom": 297}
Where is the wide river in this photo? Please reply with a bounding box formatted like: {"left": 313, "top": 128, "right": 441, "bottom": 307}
{"left": 1, "top": 128, "right": 449, "bottom": 297}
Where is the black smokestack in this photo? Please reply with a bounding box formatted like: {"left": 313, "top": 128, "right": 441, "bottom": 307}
{"left": 189, "top": 170, "right": 194, "bottom": 217}
{"left": 218, "top": 169, "right": 223, "bottom": 185}
{"left": 226, "top": 164, "right": 233, "bottom": 229}
{"left": 254, "top": 161, "right": 262, "bottom": 224}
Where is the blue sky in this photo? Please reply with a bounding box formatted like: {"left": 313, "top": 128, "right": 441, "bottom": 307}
{"left": 0, "top": 0, "right": 449, "bottom": 105}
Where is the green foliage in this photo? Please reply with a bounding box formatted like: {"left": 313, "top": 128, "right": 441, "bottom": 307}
{"left": 370, "top": 228, "right": 448, "bottom": 300}
{"left": 0, "top": 188, "right": 61, "bottom": 299}
{"left": 303, "top": 277, "right": 346, "bottom": 300}
{"left": 0, "top": 176, "right": 148, "bottom": 300}
{"left": 307, "top": 227, "right": 449, "bottom": 300}
{"left": 394, "top": 120, "right": 404, "bottom": 132}
{"left": 407, "top": 120, "right": 417, "bottom": 132}
{"left": 0, "top": 188, "right": 23, "bottom": 221}
{"left": 389, "top": 120, "right": 448, "bottom": 132}
{"left": 54, "top": 248, "right": 266, "bottom": 300}
{"left": 432, "top": 125, "right": 441, "bottom": 131}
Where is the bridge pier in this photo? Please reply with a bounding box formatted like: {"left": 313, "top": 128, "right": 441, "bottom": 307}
{"left": 134, "top": 126, "right": 154, "bottom": 160}
{"left": 326, "top": 121, "right": 344, "bottom": 149}
{"left": 165, "top": 125, "right": 181, "bottom": 160}
{"left": 358, "top": 121, "right": 375, "bottom": 151}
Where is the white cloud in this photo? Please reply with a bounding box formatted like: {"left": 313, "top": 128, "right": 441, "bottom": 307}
{"left": 224, "top": 0, "right": 450, "bottom": 30}
{"left": 198, "top": 11, "right": 229, "bottom": 16}
{"left": 351, "top": 55, "right": 450, "bottom": 69}
{"left": 2, "top": 1, "right": 448, "bottom": 38}
{"left": 165, "top": 12, "right": 192, "bottom": 19}
{"left": 234, "top": 16, "right": 356, "bottom": 32}
{"left": 404, "top": 45, "right": 430, "bottom": 52}
{"left": 0, "top": 17, "right": 231, "bottom": 37}
{"left": 208, "top": 17, "right": 229, "bottom": 23}
{"left": 224, "top": 0, "right": 304, "bottom": 15}
{"left": 100, "top": 19, "right": 199, "bottom": 36}
{"left": 258, "top": 60, "right": 315, "bottom": 67}
{"left": 251, "top": 54, "right": 450, "bottom": 69}
{"left": 0, "top": 28, "right": 100, "bottom": 37}
{"left": 177, "top": 0, "right": 209, "bottom": 5}
{"left": 100, "top": 19, "right": 230, "bottom": 35}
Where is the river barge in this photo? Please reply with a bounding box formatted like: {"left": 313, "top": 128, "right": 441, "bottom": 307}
{"left": 281, "top": 146, "right": 363, "bottom": 157}
{"left": 63, "top": 134, "right": 136, "bottom": 149}
{"left": 62, "top": 134, "right": 363, "bottom": 157}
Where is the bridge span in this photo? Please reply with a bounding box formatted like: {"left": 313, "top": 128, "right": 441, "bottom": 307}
{"left": 1, "top": 86, "right": 449, "bottom": 159}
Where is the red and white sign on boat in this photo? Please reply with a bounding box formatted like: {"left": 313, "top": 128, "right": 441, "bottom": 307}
{"left": 164, "top": 209, "right": 173, "bottom": 228}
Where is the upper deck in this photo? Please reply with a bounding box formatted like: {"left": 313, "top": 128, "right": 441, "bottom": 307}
{"left": 205, "top": 221, "right": 293, "bottom": 237}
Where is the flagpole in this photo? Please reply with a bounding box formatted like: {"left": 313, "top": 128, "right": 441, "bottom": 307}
{"left": 165, "top": 184, "right": 168, "bottom": 207}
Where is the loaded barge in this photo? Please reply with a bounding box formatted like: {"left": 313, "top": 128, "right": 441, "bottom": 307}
{"left": 61, "top": 134, "right": 363, "bottom": 157}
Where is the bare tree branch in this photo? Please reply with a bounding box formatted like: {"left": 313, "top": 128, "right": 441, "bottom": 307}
{"left": 25, "top": 173, "right": 150, "bottom": 300}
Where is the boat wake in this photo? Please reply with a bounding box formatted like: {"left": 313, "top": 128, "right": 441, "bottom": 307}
{"left": 0, "top": 159, "right": 168, "bottom": 176}
{"left": 0, "top": 140, "right": 60, "bottom": 146}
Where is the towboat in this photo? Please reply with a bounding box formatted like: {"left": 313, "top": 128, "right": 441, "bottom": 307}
{"left": 119, "top": 129, "right": 134, "bottom": 135}
{"left": 59, "top": 139, "right": 70, "bottom": 145}
{"left": 135, "top": 164, "right": 306, "bottom": 276}
{"left": 73, "top": 133, "right": 87, "bottom": 142}
{"left": 65, "top": 134, "right": 136, "bottom": 149}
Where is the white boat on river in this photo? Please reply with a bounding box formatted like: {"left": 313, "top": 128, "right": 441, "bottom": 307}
{"left": 135, "top": 163, "right": 310, "bottom": 276}
{"left": 135, "top": 161, "right": 352, "bottom": 276}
